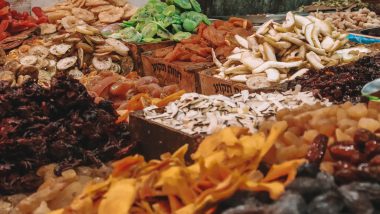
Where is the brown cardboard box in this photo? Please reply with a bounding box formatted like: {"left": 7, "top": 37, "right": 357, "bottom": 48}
{"left": 141, "top": 50, "right": 214, "bottom": 92}
{"left": 126, "top": 40, "right": 175, "bottom": 75}
{"left": 130, "top": 111, "right": 203, "bottom": 163}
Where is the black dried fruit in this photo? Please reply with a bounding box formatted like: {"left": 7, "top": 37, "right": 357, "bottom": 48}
{"left": 339, "top": 185, "right": 374, "bottom": 214}
{"left": 307, "top": 191, "right": 344, "bottom": 214}
{"left": 265, "top": 192, "right": 307, "bottom": 214}
{"left": 0, "top": 74, "right": 134, "bottom": 195}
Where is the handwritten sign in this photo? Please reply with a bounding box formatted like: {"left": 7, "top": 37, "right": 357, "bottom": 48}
{"left": 152, "top": 63, "right": 182, "bottom": 82}
{"left": 213, "top": 83, "right": 242, "bottom": 94}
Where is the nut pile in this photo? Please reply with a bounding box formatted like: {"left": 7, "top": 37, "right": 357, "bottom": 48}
{"left": 260, "top": 102, "right": 380, "bottom": 164}
{"left": 1, "top": 32, "right": 132, "bottom": 88}
{"left": 43, "top": 0, "right": 137, "bottom": 25}
{"left": 213, "top": 12, "right": 370, "bottom": 90}
{"left": 143, "top": 87, "right": 331, "bottom": 135}
{"left": 312, "top": 8, "right": 380, "bottom": 32}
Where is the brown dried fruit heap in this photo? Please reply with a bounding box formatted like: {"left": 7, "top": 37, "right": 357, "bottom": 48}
{"left": 286, "top": 54, "right": 380, "bottom": 103}
{"left": 0, "top": 74, "right": 133, "bottom": 195}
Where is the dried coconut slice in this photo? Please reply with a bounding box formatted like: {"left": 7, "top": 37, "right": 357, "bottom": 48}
{"left": 92, "top": 57, "right": 112, "bottom": 70}
{"left": 50, "top": 44, "right": 72, "bottom": 56}
{"left": 57, "top": 56, "right": 77, "bottom": 70}
{"left": 98, "top": 7, "right": 124, "bottom": 23}
{"left": 20, "top": 55, "right": 38, "bottom": 66}
{"left": 72, "top": 8, "right": 95, "bottom": 22}
{"left": 246, "top": 76, "right": 271, "bottom": 90}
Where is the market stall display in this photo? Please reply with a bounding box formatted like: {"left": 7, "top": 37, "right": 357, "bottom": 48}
{"left": 0, "top": 0, "right": 379, "bottom": 213}
{"left": 212, "top": 12, "right": 371, "bottom": 90}
{"left": 312, "top": 8, "right": 380, "bottom": 32}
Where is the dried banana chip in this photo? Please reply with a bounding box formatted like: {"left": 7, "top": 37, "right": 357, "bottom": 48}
{"left": 72, "top": 8, "right": 95, "bottom": 22}
{"left": 90, "top": 5, "right": 114, "bottom": 13}
{"left": 98, "top": 7, "right": 124, "bottom": 23}
{"left": 85, "top": 0, "right": 109, "bottom": 7}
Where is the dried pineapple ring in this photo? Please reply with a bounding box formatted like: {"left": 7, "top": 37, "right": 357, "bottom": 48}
{"left": 57, "top": 56, "right": 78, "bottom": 70}
{"left": 98, "top": 7, "right": 124, "bottom": 23}
{"left": 50, "top": 44, "right": 72, "bottom": 56}
{"left": 92, "top": 57, "right": 112, "bottom": 70}
{"left": 72, "top": 8, "right": 95, "bottom": 22}
{"left": 61, "top": 16, "right": 86, "bottom": 32}
{"left": 20, "top": 55, "right": 38, "bottom": 66}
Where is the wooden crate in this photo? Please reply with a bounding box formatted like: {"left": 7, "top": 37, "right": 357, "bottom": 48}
{"left": 126, "top": 40, "right": 175, "bottom": 75}
{"left": 130, "top": 111, "right": 204, "bottom": 163}
{"left": 199, "top": 67, "right": 287, "bottom": 96}
{"left": 141, "top": 50, "right": 215, "bottom": 92}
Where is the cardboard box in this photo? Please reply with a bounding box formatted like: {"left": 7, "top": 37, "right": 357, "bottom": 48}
{"left": 130, "top": 111, "right": 203, "bottom": 163}
{"left": 199, "top": 67, "right": 287, "bottom": 96}
{"left": 141, "top": 50, "right": 215, "bottom": 92}
{"left": 126, "top": 40, "right": 175, "bottom": 75}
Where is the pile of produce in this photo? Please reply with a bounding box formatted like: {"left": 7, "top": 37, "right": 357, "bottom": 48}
{"left": 81, "top": 71, "right": 183, "bottom": 115}
{"left": 0, "top": 164, "right": 111, "bottom": 213}
{"left": 143, "top": 87, "right": 331, "bottom": 135}
{"left": 0, "top": 75, "right": 134, "bottom": 195}
{"left": 0, "top": 1, "right": 48, "bottom": 50}
{"left": 154, "top": 17, "right": 254, "bottom": 62}
{"left": 304, "top": 0, "right": 368, "bottom": 10}
{"left": 43, "top": 0, "right": 137, "bottom": 25}
{"left": 287, "top": 54, "right": 380, "bottom": 103}
{"left": 312, "top": 8, "right": 380, "bottom": 32}
{"left": 109, "top": 0, "right": 210, "bottom": 42}
{"left": 52, "top": 122, "right": 306, "bottom": 214}
{"left": 212, "top": 12, "right": 370, "bottom": 90}
{"left": 260, "top": 102, "right": 380, "bottom": 164}
{"left": 1, "top": 31, "right": 133, "bottom": 88}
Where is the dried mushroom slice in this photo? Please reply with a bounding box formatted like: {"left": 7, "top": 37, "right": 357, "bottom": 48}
{"left": 20, "top": 55, "right": 38, "bottom": 66}
{"left": 4, "top": 60, "right": 21, "bottom": 72}
{"left": 57, "top": 56, "right": 78, "bottom": 70}
{"left": 68, "top": 68, "right": 84, "bottom": 79}
{"left": 49, "top": 44, "right": 72, "bottom": 56}
{"left": 18, "top": 66, "right": 39, "bottom": 79}
{"left": 0, "top": 48, "right": 6, "bottom": 66}
{"left": 92, "top": 57, "right": 112, "bottom": 71}
{"left": 0, "top": 71, "right": 15, "bottom": 83}
{"left": 29, "top": 46, "right": 49, "bottom": 59}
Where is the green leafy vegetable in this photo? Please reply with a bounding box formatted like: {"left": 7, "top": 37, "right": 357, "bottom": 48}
{"left": 109, "top": 0, "right": 209, "bottom": 43}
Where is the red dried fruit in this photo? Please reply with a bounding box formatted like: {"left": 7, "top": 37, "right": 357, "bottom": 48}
{"left": 330, "top": 144, "right": 365, "bottom": 165}
{"left": 306, "top": 134, "right": 328, "bottom": 167}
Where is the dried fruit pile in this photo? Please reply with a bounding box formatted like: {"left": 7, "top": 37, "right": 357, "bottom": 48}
{"left": 0, "top": 1, "right": 48, "bottom": 50}
{"left": 143, "top": 87, "right": 331, "bottom": 135}
{"left": 286, "top": 54, "right": 380, "bottom": 103}
{"left": 155, "top": 17, "right": 254, "bottom": 63}
{"left": 43, "top": 0, "right": 137, "bottom": 25}
{"left": 212, "top": 12, "right": 371, "bottom": 89}
{"left": 260, "top": 102, "right": 380, "bottom": 164}
{"left": 81, "top": 71, "right": 184, "bottom": 116}
{"left": 110, "top": 0, "right": 210, "bottom": 42}
{"left": 0, "top": 75, "right": 134, "bottom": 195}
{"left": 1, "top": 32, "right": 133, "bottom": 88}
{"left": 53, "top": 123, "right": 306, "bottom": 214}
{"left": 0, "top": 164, "right": 111, "bottom": 213}
{"left": 312, "top": 8, "right": 380, "bottom": 32}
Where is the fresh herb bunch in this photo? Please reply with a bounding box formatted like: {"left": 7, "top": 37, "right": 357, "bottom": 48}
{"left": 112, "top": 0, "right": 210, "bottom": 43}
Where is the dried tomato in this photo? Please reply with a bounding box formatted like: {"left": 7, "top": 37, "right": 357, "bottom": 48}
{"left": 0, "top": 6, "right": 9, "bottom": 17}
{"left": 0, "top": 31, "right": 9, "bottom": 41}
{"left": 0, "top": 19, "right": 9, "bottom": 32}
